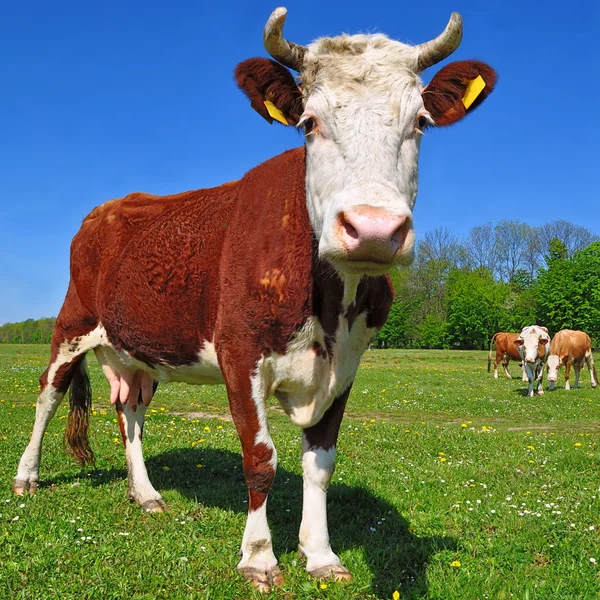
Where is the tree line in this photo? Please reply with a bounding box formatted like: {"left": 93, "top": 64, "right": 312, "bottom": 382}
{"left": 2, "top": 219, "right": 598, "bottom": 349}
{"left": 0, "top": 317, "right": 56, "bottom": 344}
{"left": 377, "top": 219, "right": 600, "bottom": 349}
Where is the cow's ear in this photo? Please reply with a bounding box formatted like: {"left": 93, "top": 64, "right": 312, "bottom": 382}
{"left": 235, "top": 58, "right": 303, "bottom": 126}
{"left": 422, "top": 60, "right": 497, "bottom": 127}
{"left": 539, "top": 338, "right": 549, "bottom": 345}
{"left": 514, "top": 339, "right": 524, "bottom": 346}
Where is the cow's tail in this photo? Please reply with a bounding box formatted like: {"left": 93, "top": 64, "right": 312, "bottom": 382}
{"left": 64, "top": 357, "right": 95, "bottom": 466}
{"left": 488, "top": 333, "right": 499, "bottom": 372}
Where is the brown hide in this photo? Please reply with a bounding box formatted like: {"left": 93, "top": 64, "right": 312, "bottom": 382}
{"left": 549, "top": 329, "right": 592, "bottom": 362}
{"left": 491, "top": 332, "right": 522, "bottom": 362}
{"left": 67, "top": 147, "right": 393, "bottom": 370}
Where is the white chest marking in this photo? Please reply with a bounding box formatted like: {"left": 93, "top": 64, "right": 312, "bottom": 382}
{"left": 265, "top": 313, "right": 376, "bottom": 428}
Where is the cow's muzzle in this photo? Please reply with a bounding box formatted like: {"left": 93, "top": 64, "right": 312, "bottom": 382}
{"left": 336, "top": 207, "right": 412, "bottom": 264}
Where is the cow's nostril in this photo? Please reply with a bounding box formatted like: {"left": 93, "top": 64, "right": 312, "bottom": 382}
{"left": 391, "top": 217, "right": 409, "bottom": 245}
{"left": 343, "top": 219, "right": 359, "bottom": 240}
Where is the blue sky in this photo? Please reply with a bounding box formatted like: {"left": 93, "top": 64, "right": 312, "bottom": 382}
{"left": 1, "top": 0, "right": 599, "bottom": 323}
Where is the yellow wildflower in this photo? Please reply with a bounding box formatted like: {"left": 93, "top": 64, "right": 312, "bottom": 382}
{"left": 450, "top": 560, "right": 461, "bottom": 568}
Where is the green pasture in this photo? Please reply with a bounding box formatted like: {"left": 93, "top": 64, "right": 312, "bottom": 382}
{"left": 0, "top": 345, "right": 599, "bottom": 599}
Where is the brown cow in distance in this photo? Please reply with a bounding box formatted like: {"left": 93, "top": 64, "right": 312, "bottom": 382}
{"left": 547, "top": 329, "right": 598, "bottom": 390}
{"left": 488, "top": 332, "right": 527, "bottom": 381}
{"left": 13, "top": 7, "right": 496, "bottom": 592}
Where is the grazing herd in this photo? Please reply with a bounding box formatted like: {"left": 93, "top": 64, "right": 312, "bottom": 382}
{"left": 489, "top": 326, "right": 597, "bottom": 396}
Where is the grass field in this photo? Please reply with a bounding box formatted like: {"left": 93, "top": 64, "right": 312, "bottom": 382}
{"left": 0, "top": 344, "right": 599, "bottom": 599}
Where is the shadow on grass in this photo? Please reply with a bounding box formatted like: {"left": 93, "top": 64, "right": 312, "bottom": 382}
{"left": 48, "top": 447, "right": 455, "bottom": 599}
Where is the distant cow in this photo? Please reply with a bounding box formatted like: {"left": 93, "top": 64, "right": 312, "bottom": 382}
{"left": 488, "top": 332, "right": 527, "bottom": 381}
{"left": 13, "top": 7, "right": 496, "bottom": 592}
{"left": 514, "top": 326, "right": 550, "bottom": 397}
{"left": 547, "top": 329, "right": 598, "bottom": 390}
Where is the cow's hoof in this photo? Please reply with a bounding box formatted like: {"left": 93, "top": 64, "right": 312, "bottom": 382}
{"left": 506, "top": 375, "right": 513, "bottom": 380}
{"left": 537, "top": 391, "right": 544, "bottom": 396}
{"left": 13, "top": 479, "right": 37, "bottom": 495}
{"left": 239, "top": 566, "right": 284, "bottom": 592}
{"left": 309, "top": 564, "right": 352, "bottom": 582}
{"left": 141, "top": 498, "right": 168, "bottom": 513}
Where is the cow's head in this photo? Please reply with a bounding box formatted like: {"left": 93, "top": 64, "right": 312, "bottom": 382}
{"left": 546, "top": 354, "right": 562, "bottom": 382}
{"left": 514, "top": 326, "right": 550, "bottom": 364}
{"left": 236, "top": 7, "right": 496, "bottom": 277}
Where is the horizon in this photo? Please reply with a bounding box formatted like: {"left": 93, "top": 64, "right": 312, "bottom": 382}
{"left": 2, "top": 0, "right": 599, "bottom": 322}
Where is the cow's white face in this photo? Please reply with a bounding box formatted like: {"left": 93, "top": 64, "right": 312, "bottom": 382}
{"left": 239, "top": 9, "right": 497, "bottom": 280}
{"left": 546, "top": 354, "right": 561, "bottom": 381}
{"left": 515, "top": 326, "right": 550, "bottom": 364}
{"left": 300, "top": 37, "right": 421, "bottom": 276}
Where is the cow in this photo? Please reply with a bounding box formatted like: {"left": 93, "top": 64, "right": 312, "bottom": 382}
{"left": 13, "top": 7, "right": 496, "bottom": 592}
{"left": 546, "top": 329, "right": 598, "bottom": 391}
{"left": 514, "top": 326, "right": 550, "bottom": 397}
{"left": 488, "top": 332, "right": 527, "bottom": 381}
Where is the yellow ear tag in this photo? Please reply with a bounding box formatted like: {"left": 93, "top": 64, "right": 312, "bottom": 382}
{"left": 462, "top": 75, "right": 486, "bottom": 109}
{"left": 263, "top": 100, "right": 289, "bottom": 126}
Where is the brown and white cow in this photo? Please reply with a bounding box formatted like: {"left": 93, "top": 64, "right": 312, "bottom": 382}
{"left": 488, "top": 332, "right": 527, "bottom": 381}
{"left": 514, "top": 326, "right": 550, "bottom": 397}
{"left": 547, "top": 329, "right": 598, "bottom": 391}
{"left": 13, "top": 7, "right": 496, "bottom": 591}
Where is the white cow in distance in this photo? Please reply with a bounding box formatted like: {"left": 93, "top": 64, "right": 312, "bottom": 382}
{"left": 547, "top": 329, "right": 598, "bottom": 391}
{"left": 514, "top": 325, "right": 550, "bottom": 397}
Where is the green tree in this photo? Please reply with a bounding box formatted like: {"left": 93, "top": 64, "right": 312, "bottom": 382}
{"left": 445, "top": 268, "right": 508, "bottom": 349}
{"left": 536, "top": 242, "right": 600, "bottom": 340}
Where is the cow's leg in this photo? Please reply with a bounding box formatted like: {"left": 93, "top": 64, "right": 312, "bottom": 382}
{"left": 14, "top": 333, "right": 93, "bottom": 494}
{"left": 299, "top": 387, "right": 352, "bottom": 581}
{"left": 501, "top": 354, "right": 511, "bottom": 379}
{"left": 223, "top": 365, "right": 280, "bottom": 592}
{"left": 521, "top": 362, "right": 528, "bottom": 382}
{"left": 116, "top": 396, "right": 165, "bottom": 511}
{"left": 564, "top": 361, "right": 572, "bottom": 391}
{"left": 586, "top": 351, "right": 598, "bottom": 389}
{"left": 536, "top": 363, "right": 545, "bottom": 395}
{"left": 493, "top": 351, "right": 501, "bottom": 379}
{"left": 523, "top": 364, "right": 535, "bottom": 397}
{"left": 95, "top": 349, "right": 165, "bottom": 511}
{"left": 573, "top": 361, "right": 582, "bottom": 389}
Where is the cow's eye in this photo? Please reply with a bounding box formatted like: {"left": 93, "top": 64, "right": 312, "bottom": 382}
{"left": 301, "top": 117, "right": 316, "bottom": 134}
{"left": 416, "top": 115, "right": 429, "bottom": 132}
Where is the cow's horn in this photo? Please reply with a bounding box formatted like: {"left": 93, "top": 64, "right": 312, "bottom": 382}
{"left": 263, "top": 7, "right": 307, "bottom": 71}
{"left": 416, "top": 12, "right": 463, "bottom": 71}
